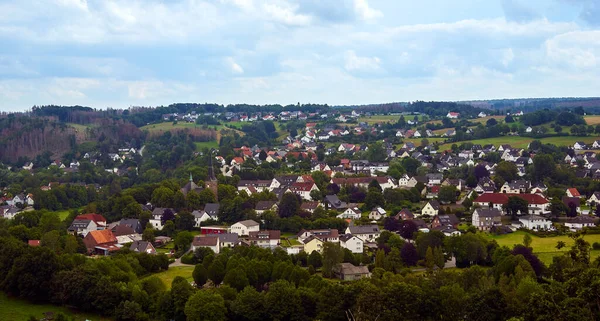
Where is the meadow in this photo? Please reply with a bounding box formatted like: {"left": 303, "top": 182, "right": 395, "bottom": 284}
{"left": 437, "top": 135, "right": 599, "bottom": 150}
{"left": 144, "top": 266, "right": 195, "bottom": 289}
{"left": 484, "top": 231, "right": 600, "bottom": 265}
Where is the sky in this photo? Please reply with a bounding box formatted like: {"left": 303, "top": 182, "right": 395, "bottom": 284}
{"left": 0, "top": 0, "right": 599, "bottom": 111}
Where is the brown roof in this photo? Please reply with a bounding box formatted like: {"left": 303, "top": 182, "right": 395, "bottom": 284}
{"left": 87, "top": 230, "right": 117, "bottom": 245}
{"left": 28, "top": 240, "right": 40, "bottom": 247}
{"left": 192, "top": 236, "right": 219, "bottom": 247}
{"left": 335, "top": 263, "right": 370, "bottom": 275}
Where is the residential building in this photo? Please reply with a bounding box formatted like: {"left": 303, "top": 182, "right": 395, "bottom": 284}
{"left": 229, "top": 220, "right": 260, "bottom": 236}
{"left": 421, "top": 200, "right": 440, "bottom": 216}
{"left": 339, "top": 234, "right": 363, "bottom": 254}
{"left": 248, "top": 230, "right": 281, "bottom": 248}
{"left": 565, "top": 216, "right": 596, "bottom": 231}
{"left": 472, "top": 208, "right": 502, "bottom": 231}
{"left": 345, "top": 225, "right": 380, "bottom": 243}
{"left": 518, "top": 215, "right": 553, "bottom": 231}
{"left": 130, "top": 241, "right": 156, "bottom": 254}
{"left": 191, "top": 235, "right": 220, "bottom": 253}
{"left": 333, "top": 263, "right": 371, "bottom": 280}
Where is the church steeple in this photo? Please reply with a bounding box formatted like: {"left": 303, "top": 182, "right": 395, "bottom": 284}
{"left": 189, "top": 173, "right": 193, "bottom": 182}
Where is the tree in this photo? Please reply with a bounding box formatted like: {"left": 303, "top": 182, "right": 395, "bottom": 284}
{"left": 265, "top": 280, "right": 304, "bottom": 321}
{"left": 192, "top": 264, "right": 208, "bottom": 288}
{"left": 399, "top": 220, "right": 418, "bottom": 240}
{"left": 278, "top": 192, "right": 301, "bottom": 218}
{"left": 367, "top": 142, "right": 386, "bottom": 162}
{"left": 174, "top": 231, "right": 194, "bottom": 252}
{"left": 401, "top": 242, "right": 419, "bottom": 266}
{"left": 503, "top": 196, "right": 529, "bottom": 220}
{"left": 175, "top": 211, "right": 196, "bottom": 231}
{"left": 321, "top": 243, "right": 343, "bottom": 278}
{"left": 208, "top": 259, "right": 226, "bottom": 286}
{"left": 434, "top": 246, "right": 445, "bottom": 269}
{"left": 474, "top": 164, "right": 490, "bottom": 181}
{"left": 198, "top": 188, "right": 217, "bottom": 205}
{"left": 185, "top": 290, "right": 227, "bottom": 321}
{"left": 532, "top": 154, "right": 556, "bottom": 183}
{"left": 151, "top": 186, "right": 175, "bottom": 208}
{"left": 523, "top": 233, "right": 532, "bottom": 248}
{"left": 438, "top": 185, "right": 458, "bottom": 204}
{"left": 231, "top": 287, "right": 266, "bottom": 321}
{"left": 259, "top": 150, "right": 267, "bottom": 161}
{"left": 495, "top": 161, "right": 518, "bottom": 183}
{"left": 142, "top": 225, "right": 156, "bottom": 243}
{"left": 505, "top": 115, "right": 514, "bottom": 123}
{"left": 310, "top": 189, "right": 323, "bottom": 201}
{"left": 224, "top": 267, "right": 249, "bottom": 291}
{"left": 186, "top": 191, "right": 202, "bottom": 210}
{"left": 556, "top": 241, "right": 566, "bottom": 250}
{"left": 486, "top": 118, "right": 498, "bottom": 127}
{"left": 425, "top": 247, "right": 435, "bottom": 271}
{"left": 308, "top": 251, "right": 323, "bottom": 269}
{"left": 364, "top": 188, "right": 385, "bottom": 210}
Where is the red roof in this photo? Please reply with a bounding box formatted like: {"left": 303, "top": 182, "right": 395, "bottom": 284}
{"left": 232, "top": 157, "right": 244, "bottom": 164}
{"left": 474, "top": 193, "right": 549, "bottom": 205}
{"left": 332, "top": 177, "right": 389, "bottom": 185}
{"left": 567, "top": 188, "right": 581, "bottom": 197}
{"left": 76, "top": 213, "right": 107, "bottom": 224}
{"left": 28, "top": 240, "right": 40, "bottom": 247}
{"left": 86, "top": 230, "right": 117, "bottom": 245}
{"left": 431, "top": 186, "right": 440, "bottom": 193}
{"left": 291, "top": 182, "right": 316, "bottom": 192}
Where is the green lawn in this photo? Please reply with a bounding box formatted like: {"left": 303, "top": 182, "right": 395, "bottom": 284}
{"left": 145, "top": 266, "right": 195, "bottom": 289}
{"left": 484, "top": 231, "right": 600, "bottom": 265}
{"left": 195, "top": 141, "right": 219, "bottom": 150}
{"left": 358, "top": 115, "right": 402, "bottom": 124}
{"left": 0, "top": 292, "right": 109, "bottom": 321}
{"left": 140, "top": 121, "right": 203, "bottom": 132}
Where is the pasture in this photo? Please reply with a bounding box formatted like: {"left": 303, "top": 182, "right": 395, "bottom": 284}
{"left": 484, "top": 231, "right": 600, "bottom": 265}
{"left": 0, "top": 292, "right": 108, "bottom": 321}
{"left": 145, "top": 266, "right": 195, "bottom": 289}
{"left": 437, "top": 135, "right": 599, "bottom": 150}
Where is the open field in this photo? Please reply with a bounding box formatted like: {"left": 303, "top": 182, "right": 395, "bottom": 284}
{"left": 438, "top": 135, "right": 599, "bottom": 150}
{"left": 195, "top": 141, "right": 219, "bottom": 150}
{"left": 404, "top": 137, "right": 447, "bottom": 146}
{"left": 145, "top": 266, "right": 195, "bottom": 289}
{"left": 484, "top": 231, "right": 600, "bottom": 265}
{"left": 471, "top": 115, "right": 505, "bottom": 124}
{"left": 585, "top": 115, "right": 600, "bottom": 125}
{"left": 358, "top": 115, "right": 402, "bottom": 124}
{"left": 0, "top": 292, "right": 109, "bottom": 321}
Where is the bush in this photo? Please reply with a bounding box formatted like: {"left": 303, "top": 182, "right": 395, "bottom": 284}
{"left": 593, "top": 242, "right": 600, "bottom": 250}
{"left": 181, "top": 252, "right": 197, "bottom": 265}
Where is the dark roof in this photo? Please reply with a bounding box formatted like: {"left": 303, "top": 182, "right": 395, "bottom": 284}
{"left": 68, "top": 219, "right": 94, "bottom": 231}
{"left": 129, "top": 241, "right": 155, "bottom": 253}
{"left": 216, "top": 233, "right": 239, "bottom": 244}
{"left": 204, "top": 203, "right": 220, "bottom": 215}
{"left": 428, "top": 200, "right": 440, "bottom": 210}
{"left": 474, "top": 208, "right": 502, "bottom": 217}
{"left": 335, "top": 263, "right": 370, "bottom": 275}
{"left": 567, "top": 216, "right": 597, "bottom": 224}
{"left": 436, "top": 214, "right": 459, "bottom": 226}
{"left": 236, "top": 219, "right": 259, "bottom": 227}
{"left": 255, "top": 201, "right": 277, "bottom": 211}
{"left": 192, "top": 236, "right": 219, "bottom": 247}
{"left": 325, "top": 195, "right": 348, "bottom": 209}
{"left": 118, "top": 218, "right": 143, "bottom": 234}
{"left": 339, "top": 234, "right": 359, "bottom": 242}
{"left": 348, "top": 225, "right": 380, "bottom": 235}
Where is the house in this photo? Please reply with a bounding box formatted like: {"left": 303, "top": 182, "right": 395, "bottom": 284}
{"left": 68, "top": 219, "right": 98, "bottom": 237}
{"left": 565, "top": 216, "right": 596, "bottom": 231}
{"left": 337, "top": 207, "right": 361, "bottom": 219}
{"left": 192, "top": 210, "right": 212, "bottom": 227}
{"left": 472, "top": 208, "right": 502, "bottom": 231}
{"left": 129, "top": 241, "right": 156, "bottom": 254}
{"left": 345, "top": 225, "right": 380, "bottom": 243}
{"left": 593, "top": 140, "right": 600, "bottom": 149}
{"left": 300, "top": 201, "right": 321, "bottom": 213}
{"left": 181, "top": 174, "right": 203, "bottom": 196}
{"left": 566, "top": 188, "right": 581, "bottom": 198}
{"left": 333, "top": 263, "right": 371, "bottom": 281}
{"left": 297, "top": 229, "right": 339, "bottom": 243}
{"left": 587, "top": 192, "right": 600, "bottom": 206}
{"left": 290, "top": 182, "right": 319, "bottom": 200}
{"left": 431, "top": 214, "right": 459, "bottom": 229}
{"left": 217, "top": 233, "right": 240, "bottom": 249}
{"left": 248, "top": 230, "right": 281, "bottom": 249}
{"left": 421, "top": 200, "right": 440, "bottom": 216}
{"left": 191, "top": 235, "right": 220, "bottom": 253}
{"left": 525, "top": 126, "right": 533, "bottom": 133}
{"left": 478, "top": 112, "right": 487, "bottom": 118}
{"left": 302, "top": 236, "right": 324, "bottom": 254}
{"left": 518, "top": 215, "right": 553, "bottom": 231}
{"left": 75, "top": 214, "right": 107, "bottom": 230}
{"left": 83, "top": 229, "right": 119, "bottom": 255}
{"left": 116, "top": 218, "right": 144, "bottom": 234}
{"left": 574, "top": 142, "right": 587, "bottom": 150}
{"left": 325, "top": 195, "right": 348, "bottom": 210}
{"left": 230, "top": 220, "right": 260, "bottom": 236}
{"left": 255, "top": 201, "right": 278, "bottom": 215}
{"left": 447, "top": 112, "right": 460, "bottom": 119}
{"left": 426, "top": 173, "right": 443, "bottom": 186}
{"left": 339, "top": 234, "right": 364, "bottom": 254}
{"left": 394, "top": 208, "right": 414, "bottom": 220}
{"left": 204, "top": 203, "right": 220, "bottom": 219}
{"left": 368, "top": 206, "right": 386, "bottom": 221}
{"left": 398, "top": 174, "right": 411, "bottom": 187}
{"left": 474, "top": 193, "right": 550, "bottom": 215}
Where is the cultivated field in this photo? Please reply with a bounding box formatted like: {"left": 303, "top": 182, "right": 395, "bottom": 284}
{"left": 484, "top": 231, "right": 600, "bottom": 265}
{"left": 585, "top": 115, "right": 600, "bottom": 125}
{"left": 437, "top": 135, "right": 599, "bottom": 150}
{"left": 471, "top": 115, "right": 505, "bottom": 124}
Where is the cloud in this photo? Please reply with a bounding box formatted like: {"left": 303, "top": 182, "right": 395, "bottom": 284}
{"left": 263, "top": 2, "right": 312, "bottom": 27}
{"left": 501, "top": 48, "right": 515, "bottom": 67}
{"left": 354, "top": 0, "right": 382, "bottom": 20}
{"left": 344, "top": 50, "right": 382, "bottom": 73}
{"left": 226, "top": 57, "right": 245, "bottom": 74}
{"left": 501, "top": 0, "right": 540, "bottom": 22}
{"left": 545, "top": 30, "right": 600, "bottom": 68}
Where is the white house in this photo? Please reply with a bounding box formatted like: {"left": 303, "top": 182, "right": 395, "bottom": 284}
{"left": 472, "top": 208, "right": 502, "bottom": 231}
{"left": 518, "top": 215, "right": 553, "bottom": 231}
{"left": 191, "top": 235, "right": 220, "bottom": 253}
{"left": 574, "top": 142, "right": 587, "bottom": 150}
{"left": 340, "top": 234, "right": 364, "bottom": 254}
{"left": 398, "top": 174, "right": 411, "bottom": 187}
{"left": 565, "top": 216, "right": 596, "bottom": 231}
{"left": 478, "top": 112, "right": 487, "bottom": 118}
{"left": 368, "top": 207, "right": 386, "bottom": 221}
{"left": 447, "top": 112, "right": 460, "bottom": 119}
{"left": 229, "top": 220, "right": 260, "bottom": 236}
{"left": 248, "top": 230, "right": 280, "bottom": 249}
{"left": 337, "top": 207, "right": 362, "bottom": 220}
{"left": 525, "top": 127, "right": 533, "bottom": 133}
{"left": 345, "top": 225, "right": 380, "bottom": 243}
{"left": 593, "top": 140, "right": 600, "bottom": 149}
{"left": 421, "top": 200, "right": 440, "bottom": 216}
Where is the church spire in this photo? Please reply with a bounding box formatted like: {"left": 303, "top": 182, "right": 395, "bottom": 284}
{"left": 189, "top": 173, "right": 193, "bottom": 182}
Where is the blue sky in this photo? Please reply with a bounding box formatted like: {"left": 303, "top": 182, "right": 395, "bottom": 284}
{"left": 0, "top": 0, "right": 599, "bottom": 111}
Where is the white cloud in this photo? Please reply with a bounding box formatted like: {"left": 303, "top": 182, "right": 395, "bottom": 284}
{"left": 545, "top": 30, "right": 600, "bottom": 68}
{"left": 226, "top": 57, "right": 245, "bottom": 74}
{"left": 354, "top": 0, "right": 382, "bottom": 20}
{"left": 344, "top": 50, "right": 382, "bottom": 72}
{"left": 263, "top": 2, "right": 312, "bottom": 27}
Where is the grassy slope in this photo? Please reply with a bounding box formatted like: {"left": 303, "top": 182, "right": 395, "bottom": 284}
{"left": 484, "top": 231, "right": 600, "bottom": 265}
{"left": 0, "top": 292, "right": 109, "bottom": 321}
{"left": 438, "top": 135, "right": 599, "bottom": 150}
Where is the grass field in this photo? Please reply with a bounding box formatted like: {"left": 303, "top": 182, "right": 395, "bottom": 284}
{"left": 145, "top": 266, "right": 195, "bottom": 289}
{"left": 0, "top": 292, "right": 108, "bottom": 321}
{"left": 357, "top": 115, "right": 402, "bottom": 124}
{"left": 472, "top": 115, "right": 505, "bottom": 124}
{"left": 484, "top": 231, "right": 600, "bottom": 265}
{"left": 404, "top": 137, "right": 447, "bottom": 146}
{"left": 195, "top": 141, "right": 219, "bottom": 150}
{"left": 438, "top": 135, "right": 599, "bottom": 150}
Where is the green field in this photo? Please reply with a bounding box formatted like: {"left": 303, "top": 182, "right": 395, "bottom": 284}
{"left": 195, "top": 141, "right": 219, "bottom": 150}
{"left": 438, "top": 135, "right": 599, "bottom": 150}
{"left": 0, "top": 292, "right": 108, "bottom": 321}
{"left": 145, "top": 266, "right": 195, "bottom": 289}
{"left": 484, "top": 231, "right": 600, "bottom": 265}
